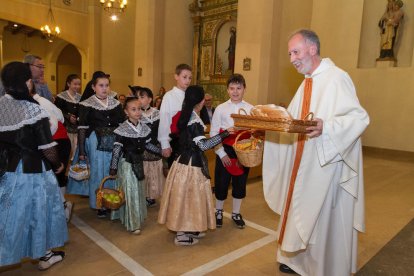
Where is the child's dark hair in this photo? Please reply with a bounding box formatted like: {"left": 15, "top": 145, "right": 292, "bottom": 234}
{"left": 1, "top": 61, "right": 37, "bottom": 104}
{"left": 177, "top": 85, "right": 205, "bottom": 132}
{"left": 92, "top": 71, "right": 110, "bottom": 86}
{"left": 128, "top": 85, "right": 142, "bottom": 97}
{"left": 138, "top": 87, "right": 153, "bottom": 99}
{"left": 175, "top": 64, "right": 192, "bottom": 75}
{"left": 123, "top": 96, "right": 140, "bottom": 110}
{"left": 226, "top": 73, "right": 246, "bottom": 88}
{"left": 64, "top": 74, "right": 80, "bottom": 91}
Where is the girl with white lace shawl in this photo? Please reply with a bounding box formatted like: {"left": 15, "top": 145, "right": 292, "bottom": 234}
{"left": 158, "top": 85, "right": 234, "bottom": 246}
{"left": 132, "top": 86, "right": 165, "bottom": 207}
{"left": 67, "top": 74, "right": 124, "bottom": 216}
{"left": 109, "top": 97, "right": 161, "bottom": 234}
{"left": 0, "top": 62, "right": 67, "bottom": 270}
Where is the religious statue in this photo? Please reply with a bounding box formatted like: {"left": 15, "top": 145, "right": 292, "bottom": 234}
{"left": 378, "top": 0, "right": 404, "bottom": 60}
{"left": 225, "top": 27, "right": 236, "bottom": 72}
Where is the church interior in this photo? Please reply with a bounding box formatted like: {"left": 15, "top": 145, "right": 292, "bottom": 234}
{"left": 0, "top": 0, "right": 413, "bottom": 275}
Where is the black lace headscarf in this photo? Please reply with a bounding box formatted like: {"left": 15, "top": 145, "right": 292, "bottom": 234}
{"left": 177, "top": 85, "right": 205, "bottom": 132}
{"left": 1, "top": 61, "right": 38, "bottom": 104}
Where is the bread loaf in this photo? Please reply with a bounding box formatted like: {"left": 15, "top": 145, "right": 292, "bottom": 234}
{"left": 250, "top": 104, "right": 292, "bottom": 119}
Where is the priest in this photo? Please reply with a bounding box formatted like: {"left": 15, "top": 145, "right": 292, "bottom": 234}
{"left": 262, "top": 29, "right": 370, "bottom": 276}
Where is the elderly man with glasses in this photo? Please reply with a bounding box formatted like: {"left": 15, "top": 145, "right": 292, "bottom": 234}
{"left": 0, "top": 55, "right": 53, "bottom": 101}
{"left": 23, "top": 54, "right": 54, "bottom": 102}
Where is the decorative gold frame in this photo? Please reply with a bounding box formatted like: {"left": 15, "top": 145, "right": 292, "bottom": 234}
{"left": 189, "top": 0, "right": 238, "bottom": 103}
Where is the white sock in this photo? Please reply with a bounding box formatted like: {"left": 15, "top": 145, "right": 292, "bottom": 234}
{"left": 44, "top": 250, "right": 52, "bottom": 257}
{"left": 215, "top": 200, "right": 224, "bottom": 211}
{"left": 176, "top": 231, "right": 186, "bottom": 240}
{"left": 60, "top": 187, "right": 66, "bottom": 203}
{"left": 232, "top": 198, "right": 242, "bottom": 214}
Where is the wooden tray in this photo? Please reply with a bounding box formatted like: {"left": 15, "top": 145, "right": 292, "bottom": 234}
{"left": 231, "top": 112, "right": 317, "bottom": 133}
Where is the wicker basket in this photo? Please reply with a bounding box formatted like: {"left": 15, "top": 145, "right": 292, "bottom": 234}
{"left": 96, "top": 176, "right": 125, "bottom": 210}
{"left": 233, "top": 130, "right": 264, "bottom": 167}
{"left": 68, "top": 162, "right": 90, "bottom": 181}
{"left": 231, "top": 109, "right": 317, "bottom": 133}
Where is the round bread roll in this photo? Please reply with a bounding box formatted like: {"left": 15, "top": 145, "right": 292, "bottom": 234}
{"left": 250, "top": 106, "right": 267, "bottom": 117}
{"left": 250, "top": 104, "right": 292, "bottom": 119}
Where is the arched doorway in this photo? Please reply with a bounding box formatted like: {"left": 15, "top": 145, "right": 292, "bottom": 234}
{"left": 56, "top": 44, "right": 81, "bottom": 93}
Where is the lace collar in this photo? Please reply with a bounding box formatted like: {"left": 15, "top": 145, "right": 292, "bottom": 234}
{"left": 188, "top": 111, "right": 206, "bottom": 131}
{"left": 114, "top": 120, "right": 151, "bottom": 138}
{"left": 0, "top": 94, "right": 50, "bottom": 132}
{"left": 80, "top": 95, "right": 120, "bottom": 111}
{"left": 56, "top": 90, "right": 81, "bottom": 104}
{"left": 141, "top": 108, "right": 160, "bottom": 123}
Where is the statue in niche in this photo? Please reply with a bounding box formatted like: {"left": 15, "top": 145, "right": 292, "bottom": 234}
{"left": 225, "top": 27, "right": 236, "bottom": 72}
{"left": 377, "top": 0, "right": 404, "bottom": 60}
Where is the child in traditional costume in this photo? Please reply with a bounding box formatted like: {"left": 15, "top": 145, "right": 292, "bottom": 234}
{"left": 158, "top": 85, "right": 234, "bottom": 246}
{"left": 54, "top": 74, "right": 82, "bottom": 160}
{"left": 0, "top": 62, "right": 67, "bottom": 270}
{"left": 210, "top": 74, "right": 253, "bottom": 229}
{"left": 109, "top": 97, "right": 161, "bottom": 234}
{"left": 67, "top": 72, "right": 124, "bottom": 217}
{"left": 131, "top": 86, "right": 165, "bottom": 207}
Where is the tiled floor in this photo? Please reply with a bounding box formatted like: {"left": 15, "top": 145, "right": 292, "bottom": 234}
{"left": 1, "top": 147, "right": 414, "bottom": 275}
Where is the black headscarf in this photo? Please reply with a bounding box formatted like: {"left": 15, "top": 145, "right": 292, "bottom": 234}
{"left": 177, "top": 85, "right": 205, "bottom": 132}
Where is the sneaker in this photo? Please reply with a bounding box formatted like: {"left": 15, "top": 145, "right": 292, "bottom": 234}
{"left": 97, "top": 209, "right": 107, "bottom": 218}
{"left": 232, "top": 213, "right": 245, "bottom": 229}
{"left": 38, "top": 251, "right": 65, "bottom": 271}
{"left": 146, "top": 198, "right": 157, "bottom": 208}
{"left": 131, "top": 229, "right": 141, "bottom": 235}
{"left": 64, "top": 201, "right": 74, "bottom": 223}
{"left": 174, "top": 233, "right": 199, "bottom": 246}
{"left": 185, "top": 232, "right": 206, "bottom": 239}
{"left": 215, "top": 209, "right": 223, "bottom": 228}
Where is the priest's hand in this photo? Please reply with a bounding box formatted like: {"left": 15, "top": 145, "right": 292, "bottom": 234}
{"left": 306, "top": 118, "right": 323, "bottom": 138}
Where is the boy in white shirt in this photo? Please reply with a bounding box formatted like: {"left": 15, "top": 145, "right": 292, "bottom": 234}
{"left": 210, "top": 74, "right": 253, "bottom": 229}
{"left": 157, "top": 64, "right": 192, "bottom": 167}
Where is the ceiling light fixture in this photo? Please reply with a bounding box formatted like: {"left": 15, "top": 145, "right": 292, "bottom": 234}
{"left": 40, "top": 0, "right": 61, "bottom": 42}
{"left": 99, "top": 0, "right": 127, "bottom": 21}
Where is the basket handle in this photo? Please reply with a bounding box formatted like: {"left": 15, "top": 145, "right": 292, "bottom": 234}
{"left": 75, "top": 156, "right": 89, "bottom": 167}
{"left": 303, "top": 112, "right": 314, "bottom": 121}
{"left": 233, "top": 130, "right": 251, "bottom": 146}
{"left": 99, "top": 175, "right": 116, "bottom": 192}
{"left": 238, "top": 108, "right": 248, "bottom": 115}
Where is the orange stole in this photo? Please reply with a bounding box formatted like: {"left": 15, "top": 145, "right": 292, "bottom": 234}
{"left": 278, "top": 78, "right": 313, "bottom": 245}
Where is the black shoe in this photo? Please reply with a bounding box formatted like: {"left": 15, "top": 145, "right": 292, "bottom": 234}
{"left": 184, "top": 232, "right": 206, "bottom": 239}
{"left": 232, "top": 213, "right": 245, "bottom": 229}
{"left": 279, "top": 264, "right": 297, "bottom": 274}
{"left": 146, "top": 198, "right": 157, "bottom": 207}
{"left": 215, "top": 209, "right": 223, "bottom": 228}
{"left": 97, "top": 209, "right": 107, "bottom": 218}
{"left": 174, "top": 233, "right": 199, "bottom": 246}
